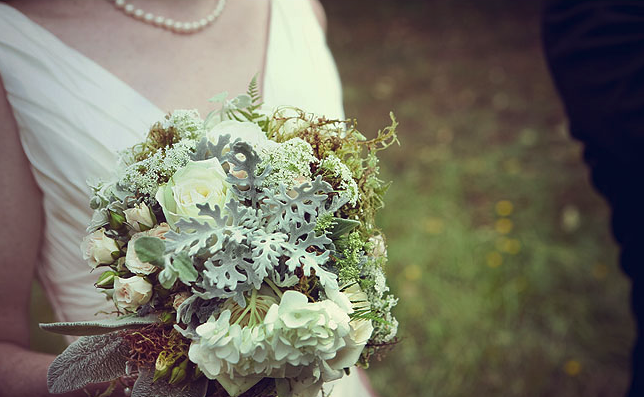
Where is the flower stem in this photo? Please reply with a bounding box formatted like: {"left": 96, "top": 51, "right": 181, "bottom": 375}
{"left": 265, "top": 278, "right": 283, "bottom": 299}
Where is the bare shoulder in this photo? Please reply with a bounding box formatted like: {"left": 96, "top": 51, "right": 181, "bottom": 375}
{"left": 307, "top": 0, "right": 327, "bottom": 33}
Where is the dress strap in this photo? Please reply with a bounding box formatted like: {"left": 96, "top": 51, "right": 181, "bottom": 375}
{"left": 263, "top": 0, "right": 345, "bottom": 119}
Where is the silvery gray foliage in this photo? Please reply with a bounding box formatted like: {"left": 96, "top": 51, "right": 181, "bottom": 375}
{"left": 262, "top": 176, "right": 347, "bottom": 232}
{"left": 260, "top": 176, "right": 346, "bottom": 289}
{"left": 86, "top": 182, "right": 136, "bottom": 233}
{"left": 174, "top": 296, "right": 221, "bottom": 339}
{"left": 131, "top": 366, "right": 208, "bottom": 397}
{"left": 160, "top": 148, "right": 344, "bottom": 307}
{"left": 47, "top": 332, "right": 130, "bottom": 393}
{"left": 190, "top": 134, "right": 230, "bottom": 162}
{"left": 224, "top": 140, "right": 271, "bottom": 207}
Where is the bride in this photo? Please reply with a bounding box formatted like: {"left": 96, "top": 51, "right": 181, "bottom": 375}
{"left": 0, "top": 0, "right": 377, "bottom": 395}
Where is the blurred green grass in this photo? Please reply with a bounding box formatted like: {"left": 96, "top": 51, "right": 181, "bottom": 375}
{"left": 28, "top": 1, "right": 635, "bottom": 396}
{"left": 324, "top": 0, "right": 634, "bottom": 396}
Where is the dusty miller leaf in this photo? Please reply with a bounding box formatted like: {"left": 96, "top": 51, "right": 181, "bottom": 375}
{"left": 224, "top": 141, "right": 270, "bottom": 207}
{"left": 190, "top": 134, "right": 231, "bottom": 162}
{"left": 173, "top": 252, "right": 198, "bottom": 284}
{"left": 47, "top": 332, "right": 130, "bottom": 393}
{"left": 262, "top": 176, "right": 334, "bottom": 231}
{"left": 176, "top": 295, "right": 220, "bottom": 325}
{"left": 164, "top": 204, "right": 228, "bottom": 257}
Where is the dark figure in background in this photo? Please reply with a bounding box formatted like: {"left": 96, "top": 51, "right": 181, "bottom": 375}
{"left": 542, "top": 1, "right": 644, "bottom": 395}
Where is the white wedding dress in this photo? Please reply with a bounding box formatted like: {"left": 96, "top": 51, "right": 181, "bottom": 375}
{"left": 0, "top": 1, "right": 374, "bottom": 396}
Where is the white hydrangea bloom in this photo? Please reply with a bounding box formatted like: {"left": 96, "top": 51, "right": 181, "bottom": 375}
{"left": 263, "top": 291, "right": 351, "bottom": 366}
{"left": 188, "top": 290, "right": 370, "bottom": 395}
{"left": 188, "top": 310, "right": 242, "bottom": 379}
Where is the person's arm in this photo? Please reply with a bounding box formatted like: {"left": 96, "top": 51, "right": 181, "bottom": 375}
{"left": 0, "top": 78, "right": 127, "bottom": 397}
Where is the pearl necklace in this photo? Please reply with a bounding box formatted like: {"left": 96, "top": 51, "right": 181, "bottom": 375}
{"left": 110, "top": 0, "right": 227, "bottom": 34}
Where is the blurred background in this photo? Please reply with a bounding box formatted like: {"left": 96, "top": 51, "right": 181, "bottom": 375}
{"left": 29, "top": 0, "right": 635, "bottom": 396}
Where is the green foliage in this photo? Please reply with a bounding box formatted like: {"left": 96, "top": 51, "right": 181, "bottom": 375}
{"left": 327, "top": 218, "right": 361, "bottom": 240}
{"left": 335, "top": 232, "right": 367, "bottom": 284}
{"left": 135, "top": 236, "right": 166, "bottom": 268}
{"left": 205, "top": 76, "right": 270, "bottom": 131}
{"left": 265, "top": 108, "right": 398, "bottom": 237}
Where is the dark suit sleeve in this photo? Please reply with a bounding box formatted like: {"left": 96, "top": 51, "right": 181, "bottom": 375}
{"left": 543, "top": 0, "right": 644, "bottom": 259}
{"left": 543, "top": 0, "right": 644, "bottom": 163}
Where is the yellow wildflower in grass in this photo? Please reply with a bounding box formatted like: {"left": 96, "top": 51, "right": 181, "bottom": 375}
{"left": 495, "top": 200, "right": 514, "bottom": 217}
{"left": 495, "top": 218, "right": 514, "bottom": 234}
{"left": 496, "top": 237, "right": 521, "bottom": 255}
{"left": 423, "top": 217, "right": 445, "bottom": 235}
{"left": 404, "top": 264, "right": 422, "bottom": 281}
{"left": 564, "top": 360, "right": 581, "bottom": 376}
{"left": 486, "top": 252, "right": 503, "bottom": 268}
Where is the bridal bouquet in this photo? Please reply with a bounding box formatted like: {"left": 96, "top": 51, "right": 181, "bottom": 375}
{"left": 42, "top": 84, "right": 399, "bottom": 397}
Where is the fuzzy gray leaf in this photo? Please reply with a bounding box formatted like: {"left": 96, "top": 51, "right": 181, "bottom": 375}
{"left": 47, "top": 332, "right": 130, "bottom": 393}
{"left": 225, "top": 141, "right": 270, "bottom": 207}
{"left": 281, "top": 220, "right": 337, "bottom": 289}
{"left": 177, "top": 295, "right": 221, "bottom": 325}
{"left": 250, "top": 229, "right": 287, "bottom": 281}
{"left": 131, "top": 366, "right": 208, "bottom": 397}
{"left": 40, "top": 314, "right": 159, "bottom": 336}
{"left": 191, "top": 134, "right": 231, "bottom": 161}
{"left": 164, "top": 204, "right": 228, "bottom": 257}
{"left": 263, "top": 176, "right": 333, "bottom": 231}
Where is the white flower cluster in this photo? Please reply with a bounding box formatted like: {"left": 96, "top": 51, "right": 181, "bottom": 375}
{"left": 188, "top": 289, "right": 373, "bottom": 396}
{"left": 371, "top": 295, "right": 399, "bottom": 344}
{"left": 120, "top": 139, "right": 196, "bottom": 197}
{"left": 319, "top": 154, "right": 360, "bottom": 206}
{"left": 259, "top": 138, "right": 317, "bottom": 190}
{"left": 162, "top": 109, "right": 204, "bottom": 139}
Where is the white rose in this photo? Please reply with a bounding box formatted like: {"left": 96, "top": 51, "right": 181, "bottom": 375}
{"left": 125, "top": 223, "right": 171, "bottom": 275}
{"left": 113, "top": 276, "right": 153, "bottom": 311}
{"left": 155, "top": 158, "right": 231, "bottom": 228}
{"left": 206, "top": 120, "right": 274, "bottom": 154}
{"left": 80, "top": 229, "right": 119, "bottom": 269}
{"left": 124, "top": 202, "right": 155, "bottom": 232}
